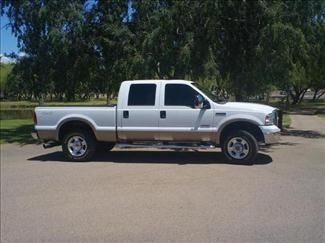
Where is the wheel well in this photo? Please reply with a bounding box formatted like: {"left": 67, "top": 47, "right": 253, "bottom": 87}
{"left": 58, "top": 121, "right": 96, "bottom": 142}
{"left": 220, "top": 121, "right": 264, "bottom": 145}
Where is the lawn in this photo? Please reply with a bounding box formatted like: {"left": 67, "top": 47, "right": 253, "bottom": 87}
{"left": 0, "top": 100, "right": 319, "bottom": 144}
{"left": 0, "top": 119, "right": 36, "bottom": 144}
{"left": 0, "top": 99, "right": 112, "bottom": 120}
{"left": 318, "top": 114, "right": 325, "bottom": 120}
{"left": 0, "top": 99, "right": 111, "bottom": 110}
{"left": 270, "top": 100, "right": 325, "bottom": 113}
{"left": 282, "top": 113, "right": 291, "bottom": 128}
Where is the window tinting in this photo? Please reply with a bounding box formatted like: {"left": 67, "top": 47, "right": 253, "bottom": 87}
{"left": 165, "top": 84, "right": 199, "bottom": 107}
{"left": 128, "top": 84, "right": 156, "bottom": 106}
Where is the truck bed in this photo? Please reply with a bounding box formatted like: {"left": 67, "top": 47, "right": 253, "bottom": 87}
{"left": 35, "top": 106, "right": 117, "bottom": 141}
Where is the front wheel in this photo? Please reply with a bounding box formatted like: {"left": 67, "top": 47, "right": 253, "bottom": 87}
{"left": 222, "top": 130, "right": 258, "bottom": 164}
{"left": 62, "top": 130, "right": 96, "bottom": 161}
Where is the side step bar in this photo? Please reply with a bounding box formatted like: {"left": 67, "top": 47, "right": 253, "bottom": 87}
{"left": 116, "top": 143, "right": 216, "bottom": 150}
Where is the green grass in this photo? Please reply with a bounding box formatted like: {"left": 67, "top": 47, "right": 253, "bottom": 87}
{"left": 0, "top": 63, "right": 14, "bottom": 92}
{"left": 294, "top": 100, "right": 325, "bottom": 109}
{"left": 0, "top": 119, "right": 36, "bottom": 144}
{"left": 282, "top": 113, "right": 291, "bottom": 128}
{"left": 0, "top": 100, "right": 108, "bottom": 109}
{"left": 0, "top": 101, "right": 38, "bottom": 109}
{"left": 269, "top": 100, "right": 325, "bottom": 112}
{"left": 0, "top": 99, "right": 114, "bottom": 110}
{"left": 0, "top": 99, "right": 114, "bottom": 119}
{"left": 318, "top": 114, "right": 325, "bottom": 120}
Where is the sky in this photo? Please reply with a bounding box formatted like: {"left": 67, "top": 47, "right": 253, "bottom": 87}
{"left": 1, "top": 14, "right": 19, "bottom": 54}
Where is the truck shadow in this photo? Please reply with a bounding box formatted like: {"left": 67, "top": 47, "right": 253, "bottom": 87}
{"left": 28, "top": 151, "right": 272, "bottom": 166}
{"left": 281, "top": 129, "right": 325, "bottom": 139}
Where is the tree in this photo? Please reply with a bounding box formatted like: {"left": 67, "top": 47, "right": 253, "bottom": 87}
{"left": 0, "top": 62, "right": 14, "bottom": 97}
{"left": 2, "top": 0, "right": 88, "bottom": 101}
{"left": 308, "top": 19, "right": 325, "bottom": 101}
{"left": 216, "top": 0, "right": 271, "bottom": 101}
{"left": 1, "top": 0, "right": 324, "bottom": 103}
{"left": 86, "top": 0, "right": 133, "bottom": 102}
{"left": 258, "top": 0, "right": 325, "bottom": 104}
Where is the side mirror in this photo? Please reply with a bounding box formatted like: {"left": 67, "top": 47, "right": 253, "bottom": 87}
{"left": 194, "top": 94, "right": 205, "bottom": 109}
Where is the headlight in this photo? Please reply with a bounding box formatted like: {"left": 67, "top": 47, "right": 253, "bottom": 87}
{"left": 265, "top": 113, "right": 274, "bottom": 125}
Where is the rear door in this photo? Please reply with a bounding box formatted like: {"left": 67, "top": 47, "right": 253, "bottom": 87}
{"left": 118, "top": 82, "right": 161, "bottom": 141}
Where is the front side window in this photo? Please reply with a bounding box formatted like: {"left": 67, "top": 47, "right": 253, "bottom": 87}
{"left": 128, "top": 84, "right": 156, "bottom": 106}
{"left": 165, "top": 84, "right": 199, "bottom": 107}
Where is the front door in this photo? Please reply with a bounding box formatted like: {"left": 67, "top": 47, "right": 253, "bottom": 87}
{"left": 158, "top": 83, "right": 215, "bottom": 142}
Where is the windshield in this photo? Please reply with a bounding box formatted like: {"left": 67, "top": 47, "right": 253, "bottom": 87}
{"left": 192, "top": 82, "right": 226, "bottom": 103}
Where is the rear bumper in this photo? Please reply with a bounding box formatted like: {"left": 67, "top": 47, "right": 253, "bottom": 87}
{"left": 31, "top": 129, "right": 55, "bottom": 140}
{"left": 31, "top": 129, "right": 39, "bottom": 140}
{"left": 259, "top": 125, "right": 281, "bottom": 144}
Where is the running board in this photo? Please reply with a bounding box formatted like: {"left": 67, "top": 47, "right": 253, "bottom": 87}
{"left": 116, "top": 143, "right": 216, "bottom": 150}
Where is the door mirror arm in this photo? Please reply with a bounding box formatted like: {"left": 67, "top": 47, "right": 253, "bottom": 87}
{"left": 194, "top": 94, "right": 210, "bottom": 109}
{"left": 203, "top": 100, "right": 211, "bottom": 109}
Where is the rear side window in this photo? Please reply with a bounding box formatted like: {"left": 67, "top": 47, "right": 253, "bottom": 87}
{"left": 128, "top": 84, "right": 156, "bottom": 106}
{"left": 165, "top": 84, "right": 199, "bottom": 107}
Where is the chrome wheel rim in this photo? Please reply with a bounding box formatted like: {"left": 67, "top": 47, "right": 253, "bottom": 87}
{"left": 227, "top": 137, "right": 250, "bottom": 160}
{"left": 67, "top": 136, "right": 87, "bottom": 157}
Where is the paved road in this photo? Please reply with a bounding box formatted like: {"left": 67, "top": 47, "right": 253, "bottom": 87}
{"left": 1, "top": 115, "right": 324, "bottom": 242}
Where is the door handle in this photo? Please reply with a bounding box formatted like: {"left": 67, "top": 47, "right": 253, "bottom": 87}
{"left": 123, "top": 111, "right": 129, "bottom": 119}
{"left": 160, "top": 110, "right": 166, "bottom": 119}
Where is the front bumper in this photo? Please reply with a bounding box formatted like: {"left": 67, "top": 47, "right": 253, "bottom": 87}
{"left": 259, "top": 125, "right": 281, "bottom": 144}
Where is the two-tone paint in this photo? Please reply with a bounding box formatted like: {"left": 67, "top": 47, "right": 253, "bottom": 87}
{"left": 34, "top": 80, "right": 280, "bottom": 145}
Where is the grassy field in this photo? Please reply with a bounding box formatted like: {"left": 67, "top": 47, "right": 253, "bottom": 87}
{"left": 0, "top": 119, "right": 35, "bottom": 144}
{"left": 0, "top": 99, "right": 110, "bottom": 109}
{"left": 0, "top": 99, "right": 112, "bottom": 120}
{"left": 1, "top": 100, "right": 323, "bottom": 144}
{"left": 0, "top": 116, "right": 293, "bottom": 144}
{"left": 282, "top": 113, "right": 291, "bottom": 128}
{"left": 0, "top": 63, "right": 14, "bottom": 92}
{"left": 318, "top": 114, "right": 325, "bottom": 120}
{"left": 270, "top": 100, "right": 325, "bottom": 113}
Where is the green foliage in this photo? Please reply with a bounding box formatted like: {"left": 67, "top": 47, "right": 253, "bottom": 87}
{"left": 0, "top": 63, "right": 14, "bottom": 95}
{"left": 258, "top": 0, "right": 325, "bottom": 104}
{"left": 282, "top": 113, "right": 291, "bottom": 129}
{"left": 1, "top": 0, "right": 325, "bottom": 102}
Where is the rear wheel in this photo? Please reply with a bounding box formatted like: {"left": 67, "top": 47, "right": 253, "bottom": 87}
{"left": 62, "top": 130, "right": 96, "bottom": 161}
{"left": 222, "top": 130, "right": 258, "bottom": 164}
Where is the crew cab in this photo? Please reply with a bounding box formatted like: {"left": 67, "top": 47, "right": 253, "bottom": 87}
{"left": 33, "top": 80, "right": 281, "bottom": 163}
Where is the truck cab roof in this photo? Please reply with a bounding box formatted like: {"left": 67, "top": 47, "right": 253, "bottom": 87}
{"left": 122, "top": 80, "right": 193, "bottom": 85}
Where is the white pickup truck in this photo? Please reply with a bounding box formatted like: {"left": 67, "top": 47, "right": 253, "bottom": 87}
{"left": 33, "top": 80, "right": 281, "bottom": 163}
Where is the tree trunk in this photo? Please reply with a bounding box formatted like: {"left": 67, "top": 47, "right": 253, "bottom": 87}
{"left": 317, "top": 90, "right": 325, "bottom": 100}
{"left": 312, "top": 88, "right": 319, "bottom": 102}
{"left": 234, "top": 90, "right": 243, "bottom": 102}
{"left": 289, "top": 90, "right": 299, "bottom": 105}
{"left": 66, "top": 91, "right": 75, "bottom": 101}
{"left": 298, "top": 89, "right": 308, "bottom": 104}
{"left": 106, "top": 88, "right": 110, "bottom": 105}
{"left": 38, "top": 94, "right": 44, "bottom": 105}
{"left": 266, "top": 92, "right": 270, "bottom": 104}
{"left": 290, "top": 85, "right": 309, "bottom": 105}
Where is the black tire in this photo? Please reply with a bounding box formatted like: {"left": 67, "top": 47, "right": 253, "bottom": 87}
{"left": 221, "top": 130, "right": 258, "bottom": 164}
{"left": 62, "top": 130, "right": 96, "bottom": 161}
{"left": 97, "top": 142, "right": 115, "bottom": 153}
